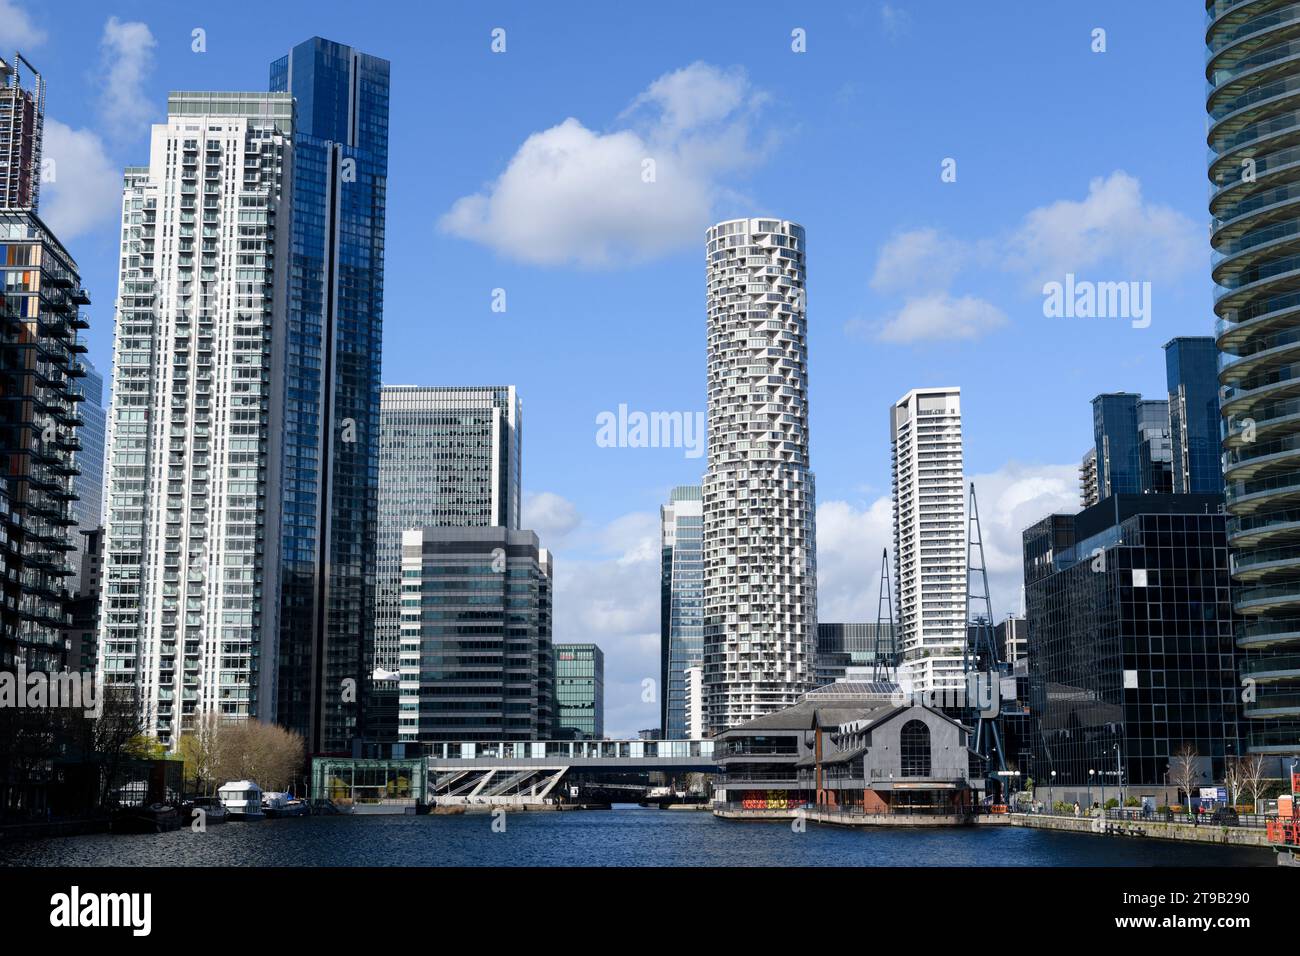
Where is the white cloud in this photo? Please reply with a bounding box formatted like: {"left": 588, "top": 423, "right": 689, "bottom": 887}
{"left": 1004, "top": 171, "right": 1202, "bottom": 285}
{"left": 862, "top": 171, "right": 1200, "bottom": 342}
{"left": 815, "top": 461, "right": 1079, "bottom": 625}
{"left": 0, "top": 0, "right": 47, "bottom": 48}
{"left": 523, "top": 491, "right": 582, "bottom": 544}
{"left": 39, "top": 119, "right": 120, "bottom": 241}
{"left": 870, "top": 227, "right": 970, "bottom": 293}
{"left": 97, "top": 17, "right": 156, "bottom": 142}
{"left": 440, "top": 62, "right": 770, "bottom": 267}
{"left": 871, "top": 292, "right": 1008, "bottom": 344}
{"left": 880, "top": 3, "right": 911, "bottom": 39}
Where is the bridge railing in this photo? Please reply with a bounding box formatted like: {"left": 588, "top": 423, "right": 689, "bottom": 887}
{"left": 422, "top": 739, "right": 716, "bottom": 762}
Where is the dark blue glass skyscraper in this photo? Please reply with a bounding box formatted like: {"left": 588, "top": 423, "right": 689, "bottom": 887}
{"left": 270, "top": 38, "right": 389, "bottom": 753}
{"left": 1164, "top": 336, "right": 1223, "bottom": 495}
{"left": 1091, "top": 393, "right": 1172, "bottom": 498}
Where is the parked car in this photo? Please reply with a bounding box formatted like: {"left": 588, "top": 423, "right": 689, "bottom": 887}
{"left": 1211, "top": 806, "right": 1239, "bottom": 826}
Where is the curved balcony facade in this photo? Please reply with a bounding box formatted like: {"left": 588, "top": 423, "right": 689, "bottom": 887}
{"left": 1211, "top": 0, "right": 1300, "bottom": 737}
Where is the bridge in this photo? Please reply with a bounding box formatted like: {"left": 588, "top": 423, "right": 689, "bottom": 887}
{"left": 423, "top": 739, "right": 720, "bottom": 807}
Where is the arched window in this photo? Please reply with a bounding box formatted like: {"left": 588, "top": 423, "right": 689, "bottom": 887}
{"left": 900, "top": 720, "right": 931, "bottom": 777}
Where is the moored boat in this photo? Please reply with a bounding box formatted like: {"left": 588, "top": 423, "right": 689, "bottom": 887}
{"left": 217, "top": 780, "right": 265, "bottom": 820}
{"left": 183, "top": 796, "right": 229, "bottom": 825}
{"left": 262, "top": 791, "right": 310, "bottom": 817}
{"left": 110, "top": 802, "right": 182, "bottom": 834}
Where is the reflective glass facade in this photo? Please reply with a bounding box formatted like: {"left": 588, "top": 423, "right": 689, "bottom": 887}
{"left": 375, "top": 386, "right": 520, "bottom": 675}
{"left": 555, "top": 642, "right": 604, "bottom": 740}
{"left": 1024, "top": 495, "right": 1245, "bottom": 787}
{"left": 814, "top": 623, "right": 894, "bottom": 685}
{"left": 398, "top": 527, "right": 554, "bottom": 742}
{"left": 1208, "top": 0, "right": 1300, "bottom": 756}
{"left": 1164, "top": 337, "right": 1223, "bottom": 495}
{"left": 270, "top": 38, "right": 389, "bottom": 754}
{"left": 69, "top": 357, "right": 103, "bottom": 595}
{"left": 1092, "top": 394, "right": 1173, "bottom": 498}
{"left": 660, "top": 485, "right": 702, "bottom": 738}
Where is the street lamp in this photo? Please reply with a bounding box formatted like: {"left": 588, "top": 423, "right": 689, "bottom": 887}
{"left": 1088, "top": 768, "right": 1096, "bottom": 809}
{"left": 1050, "top": 770, "right": 1057, "bottom": 812}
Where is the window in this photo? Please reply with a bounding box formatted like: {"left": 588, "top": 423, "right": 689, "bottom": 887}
{"left": 900, "top": 719, "right": 931, "bottom": 777}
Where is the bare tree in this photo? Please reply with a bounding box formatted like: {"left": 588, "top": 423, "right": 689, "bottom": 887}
{"left": 93, "top": 686, "right": 145, "bottom": 808}
{"left": 1241, "top": 753, "right": 1268, "bottom": 810}
{"left": 1169, "top": 743, "right": 1200, "bottom": 816}
{"left": 1225, "top": 757, "right": 1246, "bottom": 808}
{"left": 212, "top": 721, "right": 304, "bottom": 792}
{"left": 178, "top": 714, "right": 224, "bottom": 796}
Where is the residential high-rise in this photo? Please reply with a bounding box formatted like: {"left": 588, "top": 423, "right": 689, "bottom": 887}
{"left": 1090, "top": 393, "right": 1173, "bottom": 498}
{"left": 0, "top": 55, "right": 43, "bottom": 210}
{"left": 890, "top": 387, "right": 965, "bottom": 692}
{"left": 684, "top": 665, "right": 705, "bottom": 739}
{"left": 1024, "top": 494, "right": 1244, "bottom": 793}
{"left": 398, "top": 527, "right": 554, "bottom": 742}
{"left": 1208, "top": 3, "right": 1300, "bottom": 758}
{"left": 0, "top": 210, "right": 88, "bottom": 672}
{"left": 701, "top": 218, "right": 816, "bottom": 734}
{"left": 994, "top": 614, "right": 1026, "bottom": 665}
{"left": 1164, "top": 337, "right": 1222, "bottom": 495}
{"left": 98, "top": 91, "right": 294, "bottom": 748}
{"left": 375, "top": 385, "right": 521, "bottom": 675}
{"left": 69, "top": 357, "right": 104, "bottom": 595}
{"left": 1079, "top": 448, "right": 1099, "bottom": 509}
{"left": 555, "top": 642, "right": 604, "bottom": 740}
{"left": 269, "top": 38, "right": 390, "bottom": 755}
{"left": 660, "top": 484, "right": 703, "bottom": 739}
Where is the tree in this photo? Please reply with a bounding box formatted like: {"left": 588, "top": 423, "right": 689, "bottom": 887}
{"left": 211, "top": 721, "right": 304, "bottom": 792}
{"left": 1169, "top": 743, "right": 1200, "bottom": 815}
{"left": 92, "top": 686, "right": 146, "bottom": 809}
{"left": 178, "top": 714, "right": 223, "bottom": 796}
{"left": 1240, "top": 753, "right": 1268, "bottom": 810}
{"left": 1225, "top": 757, "right": 1247, "bottom": 808}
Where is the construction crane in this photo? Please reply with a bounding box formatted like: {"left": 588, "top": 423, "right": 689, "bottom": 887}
{"left": 963, "top": 482, "right": 1011, "bottom": 798}
{"left": 873, "top": 548, "right": 895, "bottom": 683}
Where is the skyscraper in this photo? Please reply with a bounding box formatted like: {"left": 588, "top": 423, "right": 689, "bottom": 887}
{"left": 891, "top": 387, "right": 966, "bottom": 692}
{"left": 1164, "top": 336, "right": 1222, "bottom": 495}
{"left": 270, "top": 38, "right": 390, "bottom": 754}
{"left": 1208, "top": 3, "right": 1300, "bottom": 757}
{"left": 398, "top": 527, "right": 554, "bottom": 742}
{"left": 0, "top": 55, "right": 43, "bottom": 210}
{"left": 374, "top": 385, "right": 521, "bottom": 676}
{"left": 98, "top": 92, "right": 293, "bottom": 746}
{"left": 1079, "top": 447, "right": 1099, "bottom": 509}
{"left": 69, "top": 357, "right": 104, "bottom": 595}
{"left": 660, "top": 484, "right": 702, "bottom": 739}
{"left": 701, "top": 218, "right": 816, "bottom": 734}
{"left": 1090, "top": 393, "right": 1173, "bottom": 498}
{"left": 0, "top": 210, "right": 88, "bottom": 672}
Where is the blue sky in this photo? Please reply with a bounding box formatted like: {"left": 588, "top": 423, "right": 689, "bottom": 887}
{"left": 14, "top": 0, "right": 1214, "bottom": 735}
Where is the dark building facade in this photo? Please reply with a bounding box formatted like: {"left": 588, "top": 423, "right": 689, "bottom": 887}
{"left": 1091, "top": 393, "right": 1173, "bottom": 499}
{"left": 269, "top": 38, "right": 390, "bottom": 754}
{"left": 398, "top": 527, "right": 555, "bottom": 743}
{"left": 1165, "top": 337, "right": 1222, "bottom": 496}
{"left": 0, "top": 210, "right": 87, "bottom": 672}
{"left": 1023, "top": 495, "right": 1245, "bottom": 791}
{"left": 814, "top": 622, "right": 894, "bottom": 685}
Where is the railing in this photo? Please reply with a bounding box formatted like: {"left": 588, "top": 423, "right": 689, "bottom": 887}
{"left": 1104, "top": 807, "right": 1273, "bottom": 829}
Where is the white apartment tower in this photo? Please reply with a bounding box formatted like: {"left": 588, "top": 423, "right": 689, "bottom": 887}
{"left": 98, "top": 93, "right": 293, "bottom": 748}
{"left": 890, "top": 387, "right": 966, "bottom": 693}
{"left": 702, "top": 218, "right": 816, "bottom": 734}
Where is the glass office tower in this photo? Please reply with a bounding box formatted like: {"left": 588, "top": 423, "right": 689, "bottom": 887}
{"left": 1165, "top": 337, "right": 1222, "bottom": 495}
{"left": 398, "top": 527, "right": 554, "bottom": 742}
{"left": 69, "top": 357, "right": 104, "bottom": 595}
{"left": 555, "top": 643, "right": 604, "bottom": 740}
{"left": 1208, "top": 1, "right": 1300, "bottom": 758}
{"left": 660, "top": 485, "right": 703, "bottom": 739}
{"left": 270, "top": 38, "right": 390, "bottom": 754}
{"left": 375, "top": 385, "right": 521, "bottom": 675}
{"left": 1091, "top": 393, "right": 1172, "bottom": 497}
{"left": 1024, "top": 494, "right": 1244, "bottom": 790}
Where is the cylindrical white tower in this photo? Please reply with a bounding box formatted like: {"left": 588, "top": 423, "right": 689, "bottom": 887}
{"left": 702, "top": 218, "right": 816, "bottom": 735}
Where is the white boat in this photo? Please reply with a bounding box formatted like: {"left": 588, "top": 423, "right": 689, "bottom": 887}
{"left": 262, "top": 791, "right": 309, "bottom": 817}
{"left": 217, "top": 780, "right": 265, "bottom": 820}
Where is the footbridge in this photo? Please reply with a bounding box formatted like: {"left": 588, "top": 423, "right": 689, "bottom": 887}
{"left": 425, "top": 739, "right": 719, "bottom": 807}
